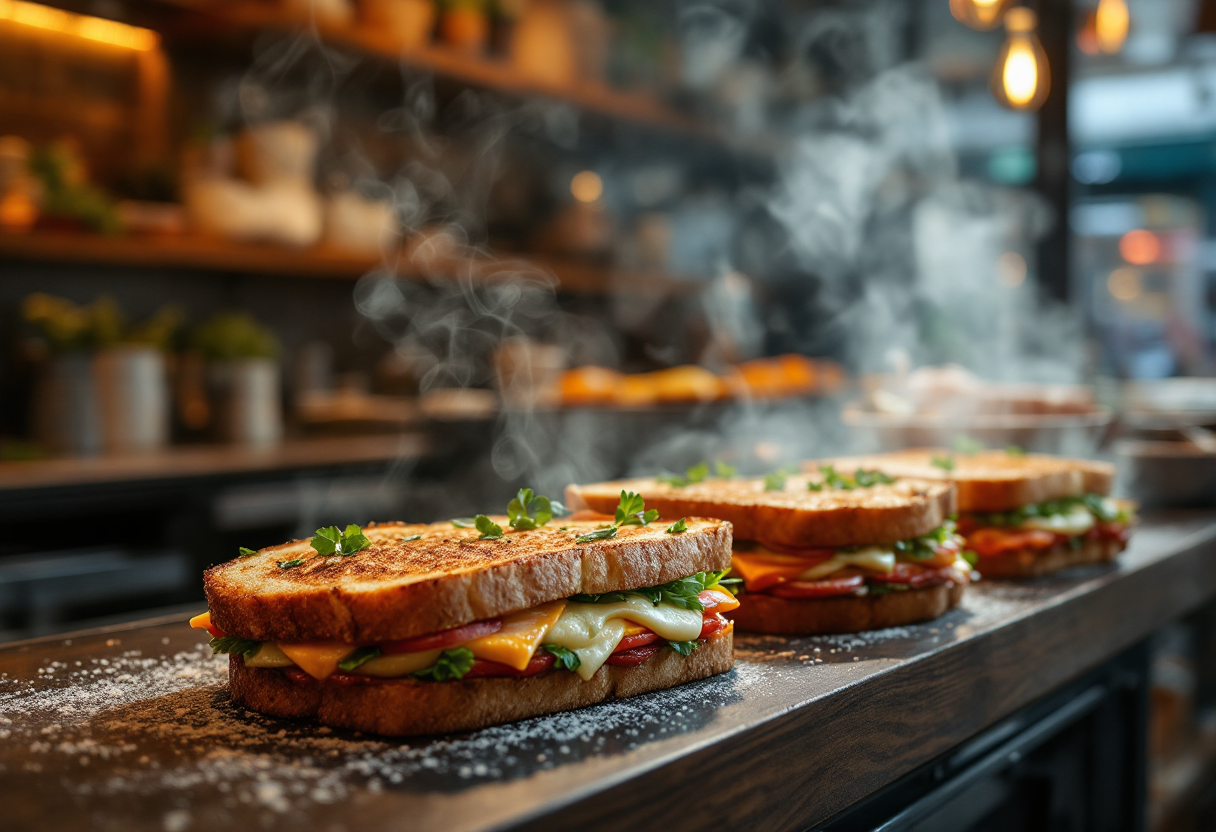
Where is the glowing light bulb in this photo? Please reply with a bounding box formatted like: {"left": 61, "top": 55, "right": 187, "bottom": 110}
{"left": 991, "top": 8, "right": 1050, "bottom": 112}
{"left": 949, "top": 0, "right": 1015, "bottom": 30}
{"left": 0, "top": 0, "right": 159, "bottom": 50}
{"left": 570, "top": 171, "right": 602, "bottom": 204}
{"left": 1095, "top": 0, "right": 1129, "bottom": 54}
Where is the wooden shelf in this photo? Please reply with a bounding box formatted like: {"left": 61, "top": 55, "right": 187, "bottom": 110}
{"left": 0, "top": 230, "right": 702, "bottom": 296}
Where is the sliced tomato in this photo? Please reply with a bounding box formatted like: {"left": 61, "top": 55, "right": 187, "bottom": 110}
{"left": 867, "top": 563, "right": 964, "bottom": 587}
{"left": 463, "top": 651, "right": 555, "bottom": 679}
{"left": 699, "top": 614, "right": 728, "bottom": 638}
{"left": 966, "top": 527, "right": 1058, "bottom": 558}
{"left": 380, "top": 619, "right": 502, "bottom": 655}
{"left": 767, "top": 574, "right": 866, "bottom": 598}
{"left": 698, "top": 589, "right": 740, "bottom": 614}
{"left": 605, "top": 642, "right": 665, "bottom": 667}
{"left": 614, "top": 631, "right": 661, "bottom": 653}
{"left": 1088, "top": 522, "right": 1130, "bottom": 544}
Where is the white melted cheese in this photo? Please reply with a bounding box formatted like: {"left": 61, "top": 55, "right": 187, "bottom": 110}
{"left": 1019, "top": 506, "right": 1095, "bottom": 536}
{"left": 798, "top": 546, "right": 896, "bottom": 580}
{"left": 544, "top": 597, "right": 704, "bottom": 681}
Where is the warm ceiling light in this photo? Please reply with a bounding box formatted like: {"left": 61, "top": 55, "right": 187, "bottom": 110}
{"left": 949, "top": 0, "right": 1015, "bottom": 30}
{"left": 1107, "top": 267, "right": 1141, "bottom": 301}
{"left": 570, "top": 170, "right": 603, "bottom": 204}
{"left": 1119, "top": 229, "right": 1161, "bottom": 265}
{"left": 991, "top": 7, "right": 1050, "bottom": 111}
{"left": 1095, "top": 0, "right": 1130, "bottom": 54}
{"left": 0, "top": 0, "right": 158, "bottom": 50}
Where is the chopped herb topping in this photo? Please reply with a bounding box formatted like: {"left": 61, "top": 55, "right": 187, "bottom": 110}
{"left": 764, "top": 470, "right": 787, "bottom": 491}
{"left": 962, "top": 550, "right": 979, "bottom": 568}
{"left": 474, "top": 515, "right": 504, "bottom": 539}
{"left": 543, "top": 644, "right": 581, "bottom": 672}
{"left": 931, "top": 454, "right": 955, "bottom": 471}
{"left": 575, "top": 526, "right": 618, "bottom": 544}
{"left": 1005, "top": 445, "right": 1026, "bottom": 457}
{"left": 451, "top": 518, "right": 476, "bottom": 529}
{"left": 401, "top": 534, "right": 422, "bottom": 542}
{"left": 853, "top": 468, "right": 896, "bottom": 488}
{"left": 616, "top": 491, "right": 659, "bottom": 527}
{"left": 507, "top": 488, "right": 555, "bottom": 530}
{"left": 658, "top": 459, "right": 735, "bottom": 487}
{"left": 668, "top": 640, "right": 699, "bottom": 656}
{"left": 238, "top": 547, "right": 257, "bottom": 558}
{"left": 807, "top": 465, "right": 895, "bottom": 491}
{"left": 970, "top": 493, "right": 1130, "bottom": 527}
{"left": 277, "top": 558, "right": 306, "bottom": 569}
{"left": 209, "top": 636, "right": 261, "bottom": 657}
{"left": 337, "top": 646, "right": 381, "bottom": 672}
{"left": 666, "top": 518, "right": 689, "bottom": 534}
{"left": 311, "top": 525, "right": 372, "bottom": 557}
{"left": 412, "top": 647, "right": 476, "bottom": 681}
{"left": 715, "top": 461, "right": 737, "bottom": 479}
{"left": 571, "top": 569, "right": 730, "bottom": 612}
{"left": 892, "top": 520, "right": 960, "bottom": 560}
{"left": 952, "top": 436, "right": 985, "bottom": 454}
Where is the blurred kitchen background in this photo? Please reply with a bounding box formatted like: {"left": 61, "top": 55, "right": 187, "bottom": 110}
{"left": 4, "top": 0, "right": 1216, "bottom": 822}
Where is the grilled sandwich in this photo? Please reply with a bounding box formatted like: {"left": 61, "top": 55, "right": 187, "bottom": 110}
{"left": 814, "top": 449, "right": 1134, "bottom": 578}
{"left": 568, "top": 467, "right": 970, "bottom": 635}
{"left": 192, "top": 491, "right": 736, "bottom": 736}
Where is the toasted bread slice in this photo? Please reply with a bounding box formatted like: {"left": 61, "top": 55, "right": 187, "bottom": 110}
{"left": 205, "top": 518, "right": 731, "bottom": 644}
{"left": 566, "top": 476, "right": 955, "bottom": 548}
{"left": 974, "top": 536, "right": 1125, "bottom": 578}
{"left": 726, "top": 582, "right": 964, "bottom": 635}
{"left": 813, "top": 449, "right": 1115, "bottom": 512}
{"left": 228, "top": 628, "right": 734, "bottom": 736}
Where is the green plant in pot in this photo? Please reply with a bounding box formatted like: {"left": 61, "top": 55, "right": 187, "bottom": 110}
{"left": 191, "top": 312, "right": 283, "bottom": 447}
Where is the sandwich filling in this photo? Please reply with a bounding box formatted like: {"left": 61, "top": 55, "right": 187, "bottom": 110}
{"left": 193, "top": 571, "right": 738, "bottom": 684}
{"left": 956, "top": 494, "right": 1134, "bottom": 562}
{"left": 730, "top": 521, "right": 974, "bottom": 599}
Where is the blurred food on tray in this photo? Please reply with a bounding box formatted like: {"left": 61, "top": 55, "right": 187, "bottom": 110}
{"left": 557, "top": 354, "right": 844, "bottom": 408}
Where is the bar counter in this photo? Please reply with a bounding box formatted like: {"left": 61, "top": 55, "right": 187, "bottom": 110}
{"left": 2, "top": 514, "right": 1215, "bottom": 832}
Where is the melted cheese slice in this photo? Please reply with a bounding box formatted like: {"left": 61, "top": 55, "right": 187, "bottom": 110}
{"left": 797, "top": 546, "right": 896, "bottom": 580}
{"left": 189, "top": 611, "right": 212, "bottom": 631}
{"left": 545, "top": 598, "right": 703, "bottom": 681}
{"left": 276, "top": 641, "right": 357, "bottom": 680}
{"left": 465, "top": 600, "right": 567, "bottom": 670}
{"left": 1019, "top": 506, "right": 1094, "bottom": 536}
{"left": 244, "top": 642, "right": 295, "bottom": 668}
{"left": 356, "top": 648, "right": 443, "bottom": 678}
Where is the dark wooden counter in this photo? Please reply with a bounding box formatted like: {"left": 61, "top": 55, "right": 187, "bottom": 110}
{"left": 2, "top": 515, "right": 1215, "bottom": 832}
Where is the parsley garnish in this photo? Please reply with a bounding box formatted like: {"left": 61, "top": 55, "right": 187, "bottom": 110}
{"left": 1005, "top": 445, "right": 1026, "bottom": 457}
{"left": 853, "top": 469, "right": 896, "bottom": 487}
{"left": 668, "top": 640, "right": 699, "bottom": 656}
{"left": 658, "top": 460, "right": 735, "bottom": 487}
{"left": 238, "top": 546, "right": 257, "bottom": 557}
{"left": 892, "top": 520, "right": 959, "bottom": 560}
{"left": 311, "top": 525, "right": 372, "bottom": 557}
{"left": 543, "top": 644, "right": 581, "bottom": 672}
{"left": 970, "top": 493, "right": 1128, "bottom": 527}
{"left": 807, "top": 481, "right": 823, "bottom": 492}
{"left": 666, "top": 518, "right": 688, "bottom": 534}
{"left": 819, "top": 465, "right": 854, "bottom": 490}
{"left": 337, "top": 646, "right": 381, "bottom": 672}
{"left": 474, "top": 515, "right": 504, "bottom": 539}
{"left": 507, "top": 488, "right": 555, "bottom": 530}
{"left": 575, "top": 526, "right": 618, "bottom": 543}
{"left": 931, "top": 454, "right": 955, "bottom": 471}
{"left": 962, "top": 550, "right": 978, "bottom": 568}
{"left": 209, "top": 636, "right": 260, "bottom": 657}
{"left": 616, "top": 491, "right": 659, "bottom": 527}
{"left": 571, "top": 569, "right": 729, "bottom": 612}
{"left": 412, "top": 647, "right": 476, "bottom": 681}
{"left": 277, "top": 558, "right": 306, "bottom": 569}
{"left": 451, "top": 518, "right": 476, "bottom": 529}
{"left": 764, "top": 470, "right": 787, "bottom": 491}
{"left": 401, "top": 534, "right": 422, "bottom": 542}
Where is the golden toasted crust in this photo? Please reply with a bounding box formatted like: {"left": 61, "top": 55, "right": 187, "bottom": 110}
{"left": 975, "top": 536, "right": 1125, "bottom": 578}
{"left": 726, "top": 582, "right": 965, "bottom": 634}
{"left": 566, "top": 476, "right": 955, "bottom": 548}
{"left": 204, "top": 518, "right": 731, "bottom": 643}
{"left": 814, "top": 449, "right": 1115, "bottom": 512}
{"left": 228, "top": 628, "right": 734, "bottom": 736}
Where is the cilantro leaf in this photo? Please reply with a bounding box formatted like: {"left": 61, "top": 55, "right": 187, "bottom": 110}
{"left": 507, "top": 487, "right": 555, "bottom": 530}
{"left": 401, "top": 534, "right": 422, "bottom": 542}
{"left": 714, "top": 461, "right": 736, "bottom": 479}
{"left": 668, "top": 640, "right": 699, "bottom": 656}
{"left": 451, "top": 518, "right": 476, "bottom": 529}
{"left": 277, "top": 558, "right": 306, "bottom": 569}
{"left": 412, "top": 647, "right": 475, "bottom": 681}
{"left": 1005, "top": 445, "right": 1026, "bottom": 457}
{"left": 209, "top": 636, "right": 260, "bottom": 657}
{"left": 853, "top": 469, "right": 895, "bottom": 488}
{"left": 658, "top": 460, "right": 716, "bottom": 487}
{"left": 807, "top": 481, "right": 823, "bottom": 492}
{"left": 962, "top": 550, "right": 979, "bottom": 568}
{"left": 572, "top": 570, "right": 726, "bottom": 611}
{"left": 549, "top": 499, "right": 570, "bottom": 517}
{"left": 238, "top": 546, "right": 257, "bottom": 557}
{"left": 543, "top": 644, "right": 581, "bottom": 672}
{"left": 931, "top": 454, "right": 955, "bottom": 472}
{"left": 310, "top": 524, "right": 371, "bottom": 557}
{"left": 337, "top": 646, "right": 381, "bottom": 672}
{"left": 339, "top": 524, "right": 371, "bottom": 555}
{"left": 475, "top": 515, "right": 504, "bottom": 539}
{"left": 685, "top": 461, "right": 710, "bottom": 484}
{"left": 576, "top": 526, "right": 618, "bottom": 544}
{"left": 310, "top": 526, "right": 341, "bottom": 556}
{"left": 819, "top": 465, "right": 855, "bottom": 490}
{"left": 615, "top": 490, "right": 647, "bottom": 525}
{"left": 666, "top": 518, "right": 688, "bottom": 534}
{"left": 764, "top": 470, "right": 786, "bottom": 491}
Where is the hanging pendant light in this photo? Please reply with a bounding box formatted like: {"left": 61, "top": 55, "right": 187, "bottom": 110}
{"left": 1095, "top": 0, "right": 1130, "bottom": 54}
{"left": 949, "top": 0, "right": 1016, "bottom": 30}
{"left": 991, "top": 7, "right": 1051, "bottom": 111}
